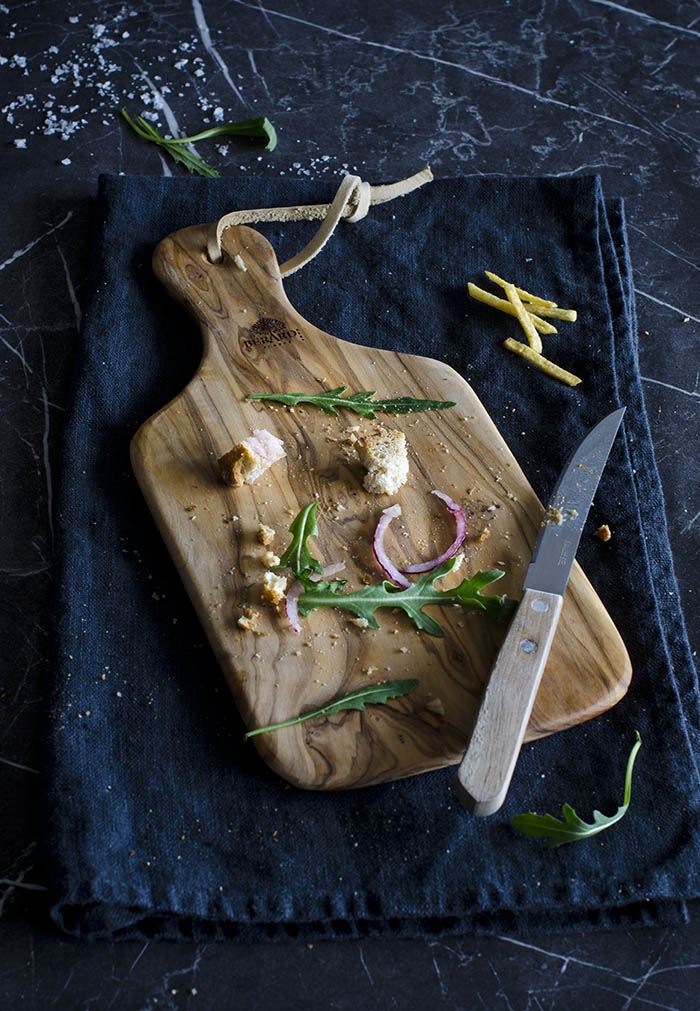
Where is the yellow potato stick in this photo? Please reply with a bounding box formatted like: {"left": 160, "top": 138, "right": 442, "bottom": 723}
{"left": 527, "top": 305, "right": 578, "bottom": 321}
{"left": 503, "top": 282, "right": 543, "bottom": 354}
{"left": 526, "top": 314, "right": 558, "bottom": 335}
{"left": 468, "top": 283, "right": 558, "bottom": 334}
{"left": 484, "top": 270, "right": 557, "bottom": 307}
{"left": 503, "top": 338, "right": 582, "bottom": 387}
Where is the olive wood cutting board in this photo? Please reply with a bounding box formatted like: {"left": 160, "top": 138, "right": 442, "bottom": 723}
{"left": 131, "top": 223, "right": 632, "bottom": 790}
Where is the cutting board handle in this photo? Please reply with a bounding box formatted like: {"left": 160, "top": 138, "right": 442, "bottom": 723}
{"left": 151, "top": 222, "right": 354, "bottom": 416}
{"left": 153, "top": 222, "right": 319, "bottom": 352}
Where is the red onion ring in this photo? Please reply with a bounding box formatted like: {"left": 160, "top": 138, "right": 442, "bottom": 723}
{"left": 285, "top": 580, "right": 303, "bottom": 633}
{"left": 372, "top": 505, "right": 411, "bottom": 589}
{"left": 402, "top": 490, "right": 467, "bottom": 574}
{"left": 309, "top": 561, "right": 347, "bottom": 583}
{"left": 286, "top": 563, "right": 346, "bottom": 632}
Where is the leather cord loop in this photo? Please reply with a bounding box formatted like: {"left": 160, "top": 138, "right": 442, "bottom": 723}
{"left": 205, "top": 166, "right": 433, "bottom": 276}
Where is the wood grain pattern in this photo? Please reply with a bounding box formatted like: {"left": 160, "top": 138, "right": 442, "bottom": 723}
{"left": 130, "top": 222, "right": 632, "bottom": 790}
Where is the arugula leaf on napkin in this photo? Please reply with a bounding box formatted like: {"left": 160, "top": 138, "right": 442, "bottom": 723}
{"left": 244, "top": 679, "right": 419, "bottom": 738}
{"left": 121, "top": 109, "right": 277, "bottom": 177}
{"left": 511, "top": 732, "right": 642, "bottom": 847}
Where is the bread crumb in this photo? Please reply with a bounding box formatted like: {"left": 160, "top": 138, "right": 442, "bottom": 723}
{"left": 262, "top": 550, "right": 280, "bottom": 567}
{"left": 349, "top": 617, "right": 369, "bottom": 629}
{"left": 257, "top": 524, "right": 276, "bottom": 546}
{"left": 233, "top": 253, "right": 247, "bottom": 271}
{"left": 543, "top": 505, "right": 564, "bottom": 526}
{"left": 594, "top": 524, "right": 612, "bottom": 542}
{"left": 218, "top": 429, "right": 285, "bottom": 487}
{"left": 237, "top": 606, "right": 266, "bottom": 634}
{"left": 261, "top": 570, "right": 288, "bottom": 606}
{"left": 425, "top": 697, "right": 445, "bottom": 717}
{"left": 356, "top": 426, "right": 409, "bottom": 495}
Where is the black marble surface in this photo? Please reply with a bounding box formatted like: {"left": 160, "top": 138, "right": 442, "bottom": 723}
{"left": 1, "top": 1, "right": 698, "bottom": 1007}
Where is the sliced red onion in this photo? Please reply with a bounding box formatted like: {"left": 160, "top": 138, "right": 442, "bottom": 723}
{"left": 285, "top": 580, "right": 303, "bottom": 633}
{"left": 402, "top": 490, "right": 467, "bottom": 574}
{"left": 372, "top": 504, "right": 411, "bottom": 589}
{"left": 286, "top": 563, "right": 346, "bottom": 631}
{"left": 309, "top": 561, "right": 347, "bottom": 583}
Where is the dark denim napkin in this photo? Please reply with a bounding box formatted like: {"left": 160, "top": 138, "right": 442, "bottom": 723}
{"left": 43, "top": 175, "right": 699, "bottom": 940}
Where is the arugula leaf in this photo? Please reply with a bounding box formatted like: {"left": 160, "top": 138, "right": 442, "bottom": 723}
{"left": 297, "top": 558, "right": 513, "bottom": 637}
{"left": 244, "top": 679, "right": 419, "bottom": 738}
{"left": 247, "top": 386, "right": 457, "bottom": 419}
{"left": 278, "top": 502, "right": 324, "bottom": 582}
{"left": 511, "top": 731, "right": 642, "bottom": 848}
{"left": 166, "top": 116, "right": 277, "bottom": 151}
{"left": 121, "top": 109, "right": 277, "bottom": 178}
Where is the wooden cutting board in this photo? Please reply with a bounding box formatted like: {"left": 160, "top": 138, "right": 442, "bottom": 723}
{"left": 131, "top": 222, "right": 632, "bottom": 790}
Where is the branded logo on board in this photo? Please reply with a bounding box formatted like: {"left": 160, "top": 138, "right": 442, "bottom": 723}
{"left": 240, "top": 317, "right": 303, "bottom": 351}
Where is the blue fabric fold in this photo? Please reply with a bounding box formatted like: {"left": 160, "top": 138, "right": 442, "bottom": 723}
{"left": 42, "top": 175, "right": 699, "bottom": 940}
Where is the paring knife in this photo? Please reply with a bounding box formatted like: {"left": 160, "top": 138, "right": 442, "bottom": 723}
{"left": 454, "top": 407, "right": 626, "bottom": 816}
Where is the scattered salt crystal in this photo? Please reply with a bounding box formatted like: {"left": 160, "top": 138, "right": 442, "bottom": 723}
{"left": 61, "top": 157, "right": 71, "bottom": 165}
{"left": 68, "top": 15, "right": 79, "bottom": 23}
{"left": 14, "top": 138, "right": 26, "bottom": 148}
{"left": 92, "top": 24, "right": 106, "bottom": 39}
{"left": 174, "top": 58, "right": 188, "bottom": 69}
{"left": 213, "top": 106, "right": 224, "bottom": 122}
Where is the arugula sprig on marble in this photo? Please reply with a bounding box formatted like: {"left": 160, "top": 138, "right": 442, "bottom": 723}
{"left": 121, "top": 110, "right": 277, "bottom": 177}
{"left": 280, "top": 502, "right": 514, "bottom": 636}
{"left": 511, "top": 732, "right": 642, "bottom": 848}
{"left": 248, "top": 386, "right": 457, "bottom": 419}
{"left": 244, "top": 679, "right": 419, "bottom": 739}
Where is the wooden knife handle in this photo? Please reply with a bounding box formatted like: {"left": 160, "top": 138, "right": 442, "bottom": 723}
{"left": 453, "top": 587, "right": 563, "bottom": 816}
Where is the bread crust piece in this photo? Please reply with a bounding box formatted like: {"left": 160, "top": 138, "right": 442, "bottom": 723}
{"left": 218, "top": 429, "right": 286, "bottom": 487}
{"left": 218, "top": 443, "right": 264, "bottom": 487}
{"left": 357, "top": 426, "right": 409, "bottom": 495}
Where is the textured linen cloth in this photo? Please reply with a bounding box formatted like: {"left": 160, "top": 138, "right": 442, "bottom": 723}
{"left": 43, "top": 175, "right": 699, "bottom": 940}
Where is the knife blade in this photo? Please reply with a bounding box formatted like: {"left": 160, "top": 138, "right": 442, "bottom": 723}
{"left": 454, "top": 407, "right": 626, "bottom": 816}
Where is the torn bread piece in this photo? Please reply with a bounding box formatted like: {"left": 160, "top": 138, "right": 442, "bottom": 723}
{"left": 357, "top": 426, "right": 409, "bottom": 495}
{"left": 218, "top": 429, "right": 286, "bottom": 487}
{"left": 261, "top": 570, "right": 288, "bottom": 607}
